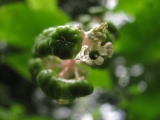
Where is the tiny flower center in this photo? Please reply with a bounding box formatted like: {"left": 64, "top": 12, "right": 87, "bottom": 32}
{"left": 89, "top": 50, "right": 100, "bottom": 60}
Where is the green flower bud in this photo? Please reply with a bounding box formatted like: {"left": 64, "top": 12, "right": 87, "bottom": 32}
{"left": 37, "top": 70, "right": 94, "bottom": 104}
{"left": 37, "top": 69, "right": 58, "bottom": 99}
{"left": 35, "top": 39, "right": 52, "bottom": 56}
{"left": 55, "top": 81, "right": 75, "bottom": 104}
{"left": 69, "top": 80, "right": 94, "bottom": 97}
{"left": 28, "top": 58, "right": 44, "bottom": 83}
{"left": 49, "top": 25, "right": 83, "bottom": 59}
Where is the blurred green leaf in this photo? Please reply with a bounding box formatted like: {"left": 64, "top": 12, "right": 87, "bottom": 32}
{"left": 26, "top": 0, "right": 58, "bottom": 12}
{"left": 10, "top": 104, "right": 25, "bottom": 117}
{"left": 127, "top": 84, "right": 140, "bottom": 95}
{"left": 115, "top": 0, "right": 146, "bottom": 15}
{"left": 23, "top": 116, "right": 51, "bottom": 120}
{"left": 0, "top": 1, "right": 70, "bottom": 79}
{"left": 0, "top": 2, "right": 70, "bottom": 49}
{"left": 127, "top": 93, "right": 160, "bottom": 120}
{"left": 0, "top": 104, "right": 51, "bottom": 120}
{"left": 0, "top": 104, "right": 24, "bottom": 120}
{"left": 87, "top": 67, "right": 113, "bottom": 89}
{"left": 115, "top": 0, "right": 160, "bottom": 64}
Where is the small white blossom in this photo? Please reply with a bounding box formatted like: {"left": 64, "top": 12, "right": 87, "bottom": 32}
{"left": 75, "top": 23, "right": 113, "bottom": 66}
{"left": 75, "top": 42, "right": 113, "bottom": 66}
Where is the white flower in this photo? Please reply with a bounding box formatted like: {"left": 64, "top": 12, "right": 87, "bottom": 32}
{"left": 75, "top": 23, "right": 114, "bottom": 66}
{"left": 75, "top": 45, "right": 109, "bottom": 65}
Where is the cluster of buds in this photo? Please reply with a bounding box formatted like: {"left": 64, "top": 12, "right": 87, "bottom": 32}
{"left": 29, "top": 23, "right": 114, "bottom": 104}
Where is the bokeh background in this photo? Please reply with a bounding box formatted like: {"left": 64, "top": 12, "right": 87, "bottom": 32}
{"left": 0, "top": 0, "right": 160, "bottom": 120}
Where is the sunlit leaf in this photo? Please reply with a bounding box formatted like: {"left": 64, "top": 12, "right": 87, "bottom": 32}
{"left": 0, "top": 2, "right": 70, "bottom": 49}
{"left": 26, "top": 0, "right": 57, "bottom": 12}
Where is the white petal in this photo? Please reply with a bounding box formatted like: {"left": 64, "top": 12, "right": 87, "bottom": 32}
{"left": 75, "top": 45, "right": 89, "bottom": 60}
{"left": 80, "top": 45, "right": 88, "bottom": 56}
{"left": 104, "top": 42, "right": 113, "bottom": 49}
{"left": 82, "top": 55, "right": 88, "bottom": 61}
{"left": 107, "top": 49, "right": 114, "bottom": 58}
{"left": 80, "top": 55, "right": 93, "bottom": 65}
{"left": 86, "top": 56, "right": 93, "bottom": 65}
{"left": 97, "top": 47, "right": 107, "bottom": 56}
{"left": 104, "top": 42, "right": 113, "bottom": 58}
{"left": 75, "top": 53, "right": 81, "bottom": 60}
{"left": 94, "top": 56, "right": 104, "bottom": 65}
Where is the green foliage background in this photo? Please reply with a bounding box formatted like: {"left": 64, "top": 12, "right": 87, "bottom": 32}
{"left": 0, "top": 0, "right": 160, "bottom": 120}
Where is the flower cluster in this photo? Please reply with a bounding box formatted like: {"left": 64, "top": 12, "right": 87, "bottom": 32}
{"left": 75, "top": 23, "right": 114, "bottom": 65}
{"left": 30, "top": 23, "right": 114, "bottom": 104}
